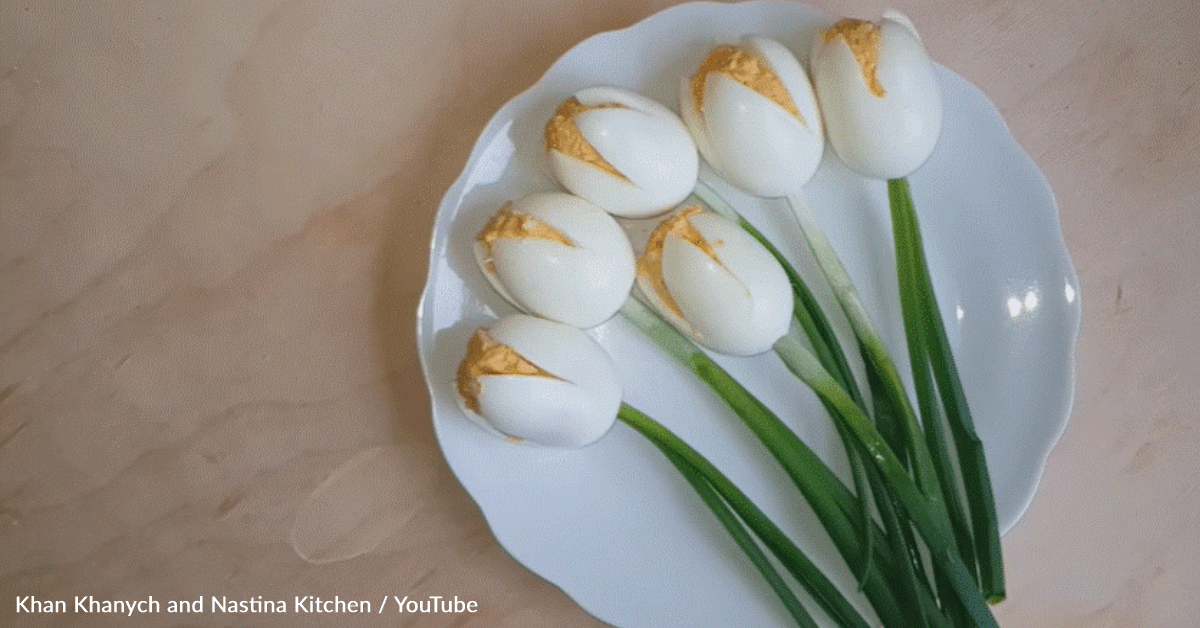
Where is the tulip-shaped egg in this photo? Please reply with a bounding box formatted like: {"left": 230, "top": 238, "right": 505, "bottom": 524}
{"left": 546, "top": 86, "right": 699, "bottom": 218}
{"left": 455, "top": 314, "right": 621, "bottom": 448}
{"left": 474, "top": 192, "right": 635, "bottom": 329}
{"left": 680, "top": 35, "right": 824, "bottom": 197}
{"left": 810, "top": 10, "right": 943, "bottom": 179}
{"left": 636, "top": 206, "right": 793, "bottom": 356}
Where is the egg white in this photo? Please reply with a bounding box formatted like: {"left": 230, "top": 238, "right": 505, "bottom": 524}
{"left": 475, "top": 192, "right": 635, "bottom": 329}
{"left": 811, "top": 13, "right": 943, "bottom": 179}
{"left": 636, "top": 210, "right": 792, "bottom": 356}
{"left": 549, "top": 87, "right": 698, "bottom": 218}
{"left": 680, "top": 36, "right": 824, "bottom": 197}
{"left": 461, "top": 314, "right": 621, "bottom": 448}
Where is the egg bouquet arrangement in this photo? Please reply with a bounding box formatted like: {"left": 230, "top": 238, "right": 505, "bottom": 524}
{"left": 453, "top": 11, "right": 1004, "bottom": 628}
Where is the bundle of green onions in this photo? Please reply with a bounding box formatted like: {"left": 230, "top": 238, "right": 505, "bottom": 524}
{"left": 453, "top": 10, "right": 1005, "bottom": 627}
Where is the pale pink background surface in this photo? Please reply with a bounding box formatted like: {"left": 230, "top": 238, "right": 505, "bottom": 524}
{"left": 1, "top": 1, "right": 1197, "bottom": 626}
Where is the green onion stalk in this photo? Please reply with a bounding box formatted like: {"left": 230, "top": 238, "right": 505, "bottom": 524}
{"left": 691, "top": 184, "right": 935, "bottom": 624}
{"left": 804, "top": 10, "right": 1006, "bottom": 605}
{"left": 692, "top": 181, "right": 1001, "bottom": 624}
{"left": 617, "top": 404, "right": 869, "bottom": 628}
{"left": 620, "top": 298, "right": 967, "bottom": 628}
{"left": 782, "top": 190, "right": 952, "bottom": 523}
{"left": 785, "top": 186, "right": 1003, "bottom": 616}
{"left": 890, "top": 177, "right": 1005, "bottom": 603}
{"left": 779, "top": 188, "right": 981, "bottom": 618}
{"left": 661, "top": 165, "right": 1013, "bottom": 622}
{"left": 770, "top": 331, "right": 997, "bottom": 627}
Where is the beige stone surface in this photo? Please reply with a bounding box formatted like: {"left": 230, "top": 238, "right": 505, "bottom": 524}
{"left": 1, "top": 0, "right": 1197, "bottom": 626}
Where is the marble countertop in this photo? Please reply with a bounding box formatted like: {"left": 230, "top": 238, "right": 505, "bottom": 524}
{"left": 2, "top": 1, "right": 1197, "bottom": 626}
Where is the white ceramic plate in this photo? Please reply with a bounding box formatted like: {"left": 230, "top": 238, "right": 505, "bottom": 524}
{"left": 417, "top": 2, "right": 1081, "bottom": 626}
